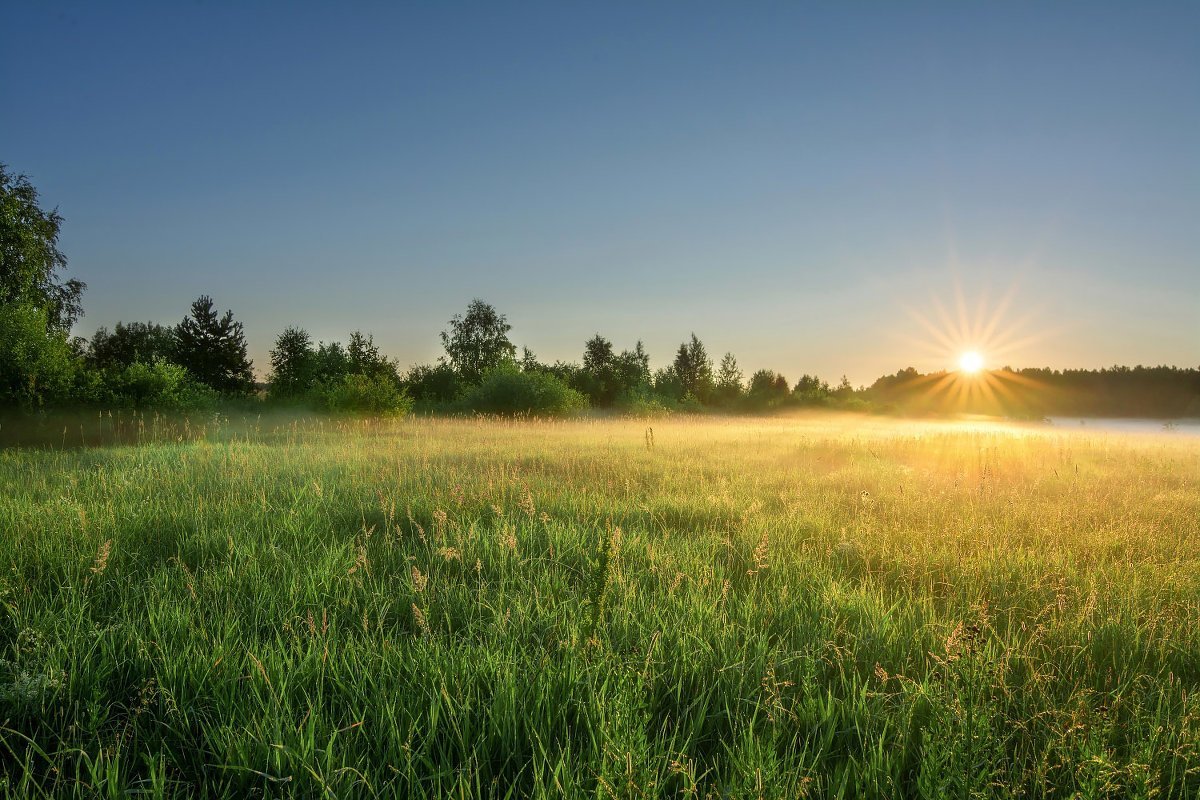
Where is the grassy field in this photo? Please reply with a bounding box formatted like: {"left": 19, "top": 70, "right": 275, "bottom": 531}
{"left": 1, "top": 413, "right": 1199, "bottom": 798}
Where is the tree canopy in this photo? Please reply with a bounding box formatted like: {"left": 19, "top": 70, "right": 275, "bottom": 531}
{"left": 0, "top": 165, "right": 85, "bottom": 331}
{"left": 173, "top": 295, "right": 255, "bottom": 394}
{"left": 440, "top": 299, "right": 516, "bottom": 383}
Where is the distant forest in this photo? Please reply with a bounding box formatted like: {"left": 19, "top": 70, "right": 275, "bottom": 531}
{"left": 4, "top": 164, "right": 1198, "bottom": 419}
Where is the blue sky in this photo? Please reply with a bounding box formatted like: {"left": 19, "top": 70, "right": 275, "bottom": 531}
{"left": 3, "top": 1, "right": 1197, "bottom": 383}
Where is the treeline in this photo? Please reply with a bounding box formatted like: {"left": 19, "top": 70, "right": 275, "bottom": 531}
{"left": 0, "top": 164, "right": 858, "bottom": 417}
{"left": 265, "top": 299, "right": 859, "bottom": 416}
{"left": 3, "top": 164, "right": 1198, "bottom": 418}
{"left": 47, "top": 295, "right": 858, "bottom": 417}
{"left": 865, "top": 365, "right": 1200, "bottom": 419}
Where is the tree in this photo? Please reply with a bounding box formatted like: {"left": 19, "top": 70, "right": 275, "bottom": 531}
{"left": 440, "top": 299, "right": 516, "bottom": 383}
{"left": 581, "top": 334, "right": 618, "bottom": 406}
{"left": 519, "top": 346, "right": 543, "bottom": 373}
{"left": 672, "top": 333, "right": 714, "bottom": 402}
{"left": 653, "top": 365, "right": 683, "bottom": 402}
{"left": 748, "top": 369, "right": 790, "bottom": 406}
{"left": 614, "top": 341, "right": 652, "bottom": 397}
{"left": 715, "top": 352, "right": 744, "bottom": 405}
{"left": 0, "top": 302, "right": 75, "bottom": 406}
{"left": 405, "top": 361, "right": 462, "bottom": 407}
{"left": 1, "top": 165, "right": 85, "bottom": 332}
{"left": 793, "top": 374, "right": 830, "bottom": 405}
{"left": 86, "top": 322, "right": 175, "bottom": 370}
{"left": 173, "top": 295, "right": 254, "bottom": 394}
{"left": 313, "top": 341, "right": 350, "bottom": 384}
{"left": 347, "top": 331, "right": 396, "bottom": 381}
{"left": 269, "top": 326, "right": 316, "bottom": 398}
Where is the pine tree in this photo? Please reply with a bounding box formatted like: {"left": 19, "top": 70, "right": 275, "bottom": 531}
{"left": 174, "top": 295, "right": 254, "bottom": 394}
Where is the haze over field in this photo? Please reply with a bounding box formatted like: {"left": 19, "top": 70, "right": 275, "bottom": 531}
{"left": 3, "top": 4, "right": 1200, "bottom": 798}
{"left": 3, "top": 2, "right": 1198, "bottom": 383}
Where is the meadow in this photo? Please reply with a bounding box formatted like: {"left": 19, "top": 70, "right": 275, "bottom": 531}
{"left": 1, "top": 412, "right": 1198, "bottom": 798}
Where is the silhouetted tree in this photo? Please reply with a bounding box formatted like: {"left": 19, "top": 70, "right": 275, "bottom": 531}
{"left": 793, "top": 374, "right": 831, "bottom": 405}
{"left": 581, "top": 334, "right": 619, "bottom": 406}
{"left": 864, "top": 364, "right": 1200, "bottom": 418}
{"left": 87, "top": 322, "right": 175, "bottom": 370}
{"left": 441, "top": 299, "right": 516, "bottom": 383}
{"left": 173, "top": 295, "right": 254, "bottom": 394}
{"left": 348, "top": 331, "right": 396, "bottom": 381}
{"left": 312, "top": 341, "right": 349, "bottom": 385}
{"left": 748, "top": 369, "right": 790, "bottom": 406}
{"left": 519, "top": 347, "right": 543, "bottom": 373}
{"left": 614, "top": 341, "right": 652, "bottom": 397}
{"left": 269, "top": 326, "right": 315, "bottom": 398}
{"left": 672, "top": 333, "right": 714, "bottom": 402}
{"left": 405, "top": 361, "right": 462, "bottom": 407}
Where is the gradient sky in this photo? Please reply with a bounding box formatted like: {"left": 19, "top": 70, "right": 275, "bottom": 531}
{"left": 3, "top": 1, "right": 1197, "bottom": 384}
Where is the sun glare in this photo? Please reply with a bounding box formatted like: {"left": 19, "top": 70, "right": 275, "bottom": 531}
{"left": 958, "top": 351, "right": 985, "bottom": 374}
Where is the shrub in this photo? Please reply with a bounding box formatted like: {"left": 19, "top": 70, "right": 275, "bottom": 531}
{"left": 404, "top": 362, "right": 463, "bottom": 410}
{"left": 316, "top": 373, "right": 413, "bottom": 416}
{"left": 0, "top": 302, "right": 77, "bottom": 407}
{"left": 103, "top": 359, "right": 218, "bottom": 410}
{"left": 460, "top": 366, "right": 587, "bottom": 417}
{"left": 616, "top": 388, "right": 672, "bottom": 418}
{"left": 839, "top": 396, "right": 872, "bottom": 413}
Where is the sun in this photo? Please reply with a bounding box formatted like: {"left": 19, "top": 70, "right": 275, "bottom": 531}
{"left": 958, "top": 351, "right": 985, "bottom": 374}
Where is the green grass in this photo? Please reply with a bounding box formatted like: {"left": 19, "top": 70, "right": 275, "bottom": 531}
{"left": 1, "top": 413, "right": 1198, "bottom": 798}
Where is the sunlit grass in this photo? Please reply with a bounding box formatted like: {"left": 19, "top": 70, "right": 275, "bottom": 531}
{"left": 1, "top": 413, "right": 1198, "bottom": 798}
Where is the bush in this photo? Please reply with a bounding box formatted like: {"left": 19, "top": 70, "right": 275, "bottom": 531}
{"left": 0, "top": 302, "right": 77, "bottom": 407}
{"left": 404, "top": 362, "right": 463, "bottom": 410}
{"left": 675, "top": 392, "right": 707, "bottom": 414}
{"left": 316, "top": 373, "right": 413, "bottom": 416}
{"left": 102, "top": 359, "right": 218, "bottom": 410}
{"left": 616, "top": 388, "right": 672, "bottom": 418}
{"left": 460, "top": 366, "right": 587, "bottom": 417}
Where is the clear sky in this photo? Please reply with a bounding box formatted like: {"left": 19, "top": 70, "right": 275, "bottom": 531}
{"left": 3, "top": 1, "right": 1197, "bottom": 384}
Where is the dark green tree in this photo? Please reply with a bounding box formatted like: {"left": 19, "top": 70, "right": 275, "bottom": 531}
{"left": 440, "top": 299, "right": 516, "bottom": 383}
{"left": 672, "top": 333, "right": 714, "bottom": 402}
{"left": 173, "top": 295, "right": 254, "bottom": 394}
{"left": 519, "top": 346, "right": 544, "bottom": 373}
{"left": 581, "top": 334, "right": 619, "bottom": 406}
{"left": 313, "top": 341, "right": 350, "bottom": 384}
{"left": 347, "top": 331, "right": 396, "bottom": 381}
{"left": 614, "top": 341, "right": 652, "bottom": 397}
{"left": 269, "top": 326, "right": 316, "bottom": 398}
{"left": 0, "top": 165, "right": 85, "bottom": 331}
{"left": 748, "top": 369, "right": 790, "bottom": 405}
{"left": 405, "top": 361, "right": 462, "bottom": 407}
{"left": 86, "top": 322, "right": 175, "bottom": 370}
